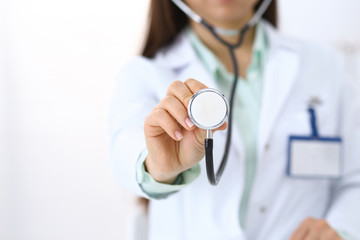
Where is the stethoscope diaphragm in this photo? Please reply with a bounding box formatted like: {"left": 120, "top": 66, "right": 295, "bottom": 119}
{"left": 188, "top": 88, "right": 229, "bottom": 131}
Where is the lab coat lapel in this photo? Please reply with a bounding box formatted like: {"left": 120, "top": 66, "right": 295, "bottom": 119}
{"left": 154, "top": 31, "right": 217, "bottom": 89}
{"left": 258, "top": 24, "right": 300, "bottom": 160}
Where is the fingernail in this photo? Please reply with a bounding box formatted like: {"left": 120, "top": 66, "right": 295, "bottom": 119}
{"left": 185, "top": 117, "right": 194, "bottom": 128}
{"left": 175, "top": 130, "right": 183, "bottom": 141}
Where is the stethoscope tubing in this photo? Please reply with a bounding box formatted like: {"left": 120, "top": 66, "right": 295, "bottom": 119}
{"left": 203, "top": 30, "right": 245, "bottom": 185}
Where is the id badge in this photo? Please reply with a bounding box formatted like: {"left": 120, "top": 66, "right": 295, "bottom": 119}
{"left": 287, "top": 136, "right": 342, "bottom": 178}
{"left": 286, "top": 102, "right": 342, "bottom": 179}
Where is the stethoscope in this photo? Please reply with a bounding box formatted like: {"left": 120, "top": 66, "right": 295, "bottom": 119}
{"left": 171, "top": 0, "right": 273, "bottom": 185}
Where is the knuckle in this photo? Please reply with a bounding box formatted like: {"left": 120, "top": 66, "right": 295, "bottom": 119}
{"left": 303, "top": 218, "right": 311, "bottom": 224}
{"left": 153, "top": 108, "right": 166, "bottom": 118}
{"left": 302, "top": 217, "right": 316, "bottom": 227}
{"left": 173, "top": 80, "right": 183, "bottom": 86}
{"left": 167, "top": 80, "right": 183, "bottom": 94}
{"left": 182, "top": 93, "right": 193, "bottom": 106}
{"left": 164, "top": 119, "right": 173, "bottom": 129}
{"left": 185, "top": 78, "right": 207, "bottom": 90}
{"left": 305, "top": 217, "right": 315, "bottom": 224}
{"left": 174, "top": 104, "right": 185, "bottom": 117}
{"left": 327, "top": 231, "right": 338, "bottom": 239}
{"left": 184, "top": 78, "right": 195, "bottom": 85}
{"left": 144, "top": 115, "right": 151, "bottom": 129}
{"left": 161, "top": 95, "right": 173, "bottom": 106}
{"left": 145, "top": 108, "right": 164, "bottom": 129}
{"left": 322, "top": 229, "right": 338, "bottom": 240}
{"left": 146, "top": 107, "right": 159, "bottom": 121}
{"left": 145, "top": 111, "right": 153, "bottom": 122}
{"left": 162, "top": 96, "right": 186, "bottom": 117}
{"left": 152, "top": 104, "right": 161, "bottom": 112}
{"left": 158, "top": 111, "right": 173, "bottom": 128}
{"left": 316, "top": 219, "right": 327, "bottom": 228}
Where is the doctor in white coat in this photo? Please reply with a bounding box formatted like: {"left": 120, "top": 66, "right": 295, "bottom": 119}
{"left": 109, "top": 0, "right": 360, "bottom": 239}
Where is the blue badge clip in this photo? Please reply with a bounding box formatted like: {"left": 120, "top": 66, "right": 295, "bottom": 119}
{"left": 286, "top": 98, "right": 343, "bottom": 179}
{"left": 308, "top": 106, "right": 319, "bottom": 138}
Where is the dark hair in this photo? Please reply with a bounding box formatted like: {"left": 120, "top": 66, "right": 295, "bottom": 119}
{"left": 141, "top": 0, "right": 278, "bottom": 58}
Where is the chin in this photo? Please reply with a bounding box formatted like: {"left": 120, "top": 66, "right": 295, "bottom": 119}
{"left": 197, "top": 0, "right": 256, "bottom": 26}
{"left": 186, "top": 0, "right": 256, "bottom": 27}
{"left": 210, "top": 7, "right": 254, "bottom": 27}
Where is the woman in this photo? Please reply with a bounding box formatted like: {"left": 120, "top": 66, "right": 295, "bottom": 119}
{"left": 109, "top": 0, "right": 360, "bottom": 239}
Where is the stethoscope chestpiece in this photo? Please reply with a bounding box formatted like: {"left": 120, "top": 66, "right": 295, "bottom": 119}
{"left": 188, "top": 88, "right": 229, "bottom": 133}
{"left": 188, "top": 88, "right": 229, "bottom": 186}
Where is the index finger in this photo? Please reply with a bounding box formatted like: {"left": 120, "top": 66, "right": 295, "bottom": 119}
{"left": 182, "top": 78, "right": 208, "bottom": 106}
{"left": 184, "top": 78, "right": 208, "bottom": 94}
{"left": 167, "top": 78, "right": 208, "bottom": 108}
{"left": 290, "top": 218, "right": 314, "bottom": 240}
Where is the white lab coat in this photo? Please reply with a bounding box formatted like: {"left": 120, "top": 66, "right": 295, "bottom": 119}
{"left": 109, "top": 22, "right": 360, "bottom": 240}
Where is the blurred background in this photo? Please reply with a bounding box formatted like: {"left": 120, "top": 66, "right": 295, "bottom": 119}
{"left": 0, "top": 0, "right": 359, "bottom": 239}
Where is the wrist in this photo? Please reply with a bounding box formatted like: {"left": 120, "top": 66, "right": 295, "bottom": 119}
{"left": 144, "top": 156, "right": 179, "bottom": 184}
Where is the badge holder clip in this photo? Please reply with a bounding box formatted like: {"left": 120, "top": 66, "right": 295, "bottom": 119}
{"left": 287, "top": 101, "right": 342, "bottom": 179}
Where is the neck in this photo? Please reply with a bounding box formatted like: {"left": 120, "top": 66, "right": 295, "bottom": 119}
{"left": 190, "top": 18, "right": 255, "bottom": 77}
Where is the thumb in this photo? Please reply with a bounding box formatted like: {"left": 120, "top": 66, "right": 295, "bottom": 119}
{"left": 193, "top": 127, "right": 207, "bottom": 148}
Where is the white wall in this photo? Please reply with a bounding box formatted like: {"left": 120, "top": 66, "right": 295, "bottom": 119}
{"left": 1, "top": 0, "right": 149, "bottom": 239}
{"left": 1, "top": 0, "right": 9, "bottom": 237}
{"left": 1, "top": 1, "right": 359, "bottom": 240}
{"left": 278, "top": 0, "right": 360, "bottom": 81}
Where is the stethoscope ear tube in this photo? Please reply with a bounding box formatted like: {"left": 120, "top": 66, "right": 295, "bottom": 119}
{"left": 203, "top": 46, "right": 239, "bottom": 186}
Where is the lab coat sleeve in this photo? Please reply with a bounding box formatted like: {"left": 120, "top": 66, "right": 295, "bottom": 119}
{"left": 109, "top": 57, "right": 161, "bottom": 198}
{"left": 325, "top": 61, "right": 360, "bottom": 238}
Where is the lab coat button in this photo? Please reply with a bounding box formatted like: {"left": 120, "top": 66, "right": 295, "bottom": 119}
{"left": 265, "top": 143, "right": 270, "bottom": 151}
{"left": 248, "top": 71, "right": 258, "bottom": 80}
{"left": 260, "top": 206, "right": 266, "bottom": 213}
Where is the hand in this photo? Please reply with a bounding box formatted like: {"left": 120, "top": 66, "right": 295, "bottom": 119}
{"left": 290, "top": 217, "right": 342, "bottom": 240}
{"left": 144, "top": 79, "right": 227, "bottom": 183}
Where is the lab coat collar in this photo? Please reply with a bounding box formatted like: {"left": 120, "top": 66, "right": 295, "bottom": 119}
{"left": 154, "top": 27, "right": 221, "bottom": 91}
